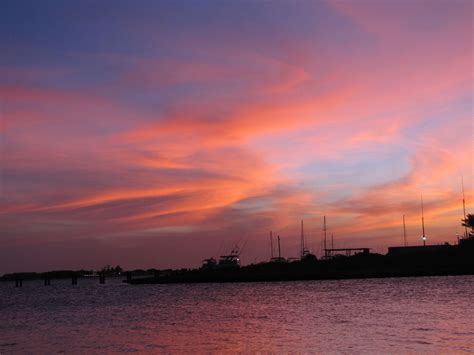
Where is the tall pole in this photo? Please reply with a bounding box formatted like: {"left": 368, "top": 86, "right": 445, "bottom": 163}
{"left": 421, "top": 195, "right": 426, "bottom": 246}
{"left": 403, "top": 215, "right": 407, "bottom": 247}
{"left": 462, "top": 176, "right": 468, "bottom": 238}
{"left": 278, "top": 235, "right": 281, "bottom": 259}
{"left": 323, "top": 216, "right": 327, "bottom": 258}
{"left": 270, "top": 231, "right": 274, "bottom": 259}
{"left": 301, "top": 220, "right": 304, "bottom": 259}
{"left": 331, "top": 233, "right": 334, "bottom": 249}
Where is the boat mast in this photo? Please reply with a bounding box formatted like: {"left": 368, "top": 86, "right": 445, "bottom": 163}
{"left": 270, "top": 230, "right": 274, "bottom": 259}
{"left": 331, "top": 233, "right": 334, "bottom": 249}
{"left": 403, "top": 215, "right": 407, "bottom": 247}
{"left": 278, "top": 235, "right": 281, "bottom": 259}
{"left": 462, "top": 176, "right": 468, "bottom": 238}
{"left": 323, "top": 216, "right": 327, "bottom": 258}
{"left": 421, "top": 195, "right": 426, "bottom": 246}
{"left": 300, "top": 220, "right": 305, "bottom": 259}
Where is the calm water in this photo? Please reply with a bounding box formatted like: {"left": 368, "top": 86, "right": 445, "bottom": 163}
{"left": 1, "top": 276, "right": 473, "bottom": 353}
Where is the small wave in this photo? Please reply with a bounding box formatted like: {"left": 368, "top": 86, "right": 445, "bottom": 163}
{"left": 414, "top": 340, "right": 432, "bottom": 345}
{"left": 336, "top": 319, "right": 351, "bottom": 324}
{"left": 452, "top": 331, "right": 474, "bottom": 336}
{"left": 0, "top": 342, "right": 17, "bottom": 347}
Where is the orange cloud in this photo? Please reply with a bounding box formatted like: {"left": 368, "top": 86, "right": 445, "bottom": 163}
{"left": 1, "top": 1, "right": 471, "bottom": 271}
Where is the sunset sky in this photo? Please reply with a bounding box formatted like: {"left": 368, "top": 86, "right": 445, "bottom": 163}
{"left": 1, "top": 0, "right": 472, "bottom": 273}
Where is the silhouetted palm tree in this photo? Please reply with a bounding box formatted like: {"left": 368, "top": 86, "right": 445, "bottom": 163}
{"left": 462, "top": 214, "right": 474, "bottom": 236}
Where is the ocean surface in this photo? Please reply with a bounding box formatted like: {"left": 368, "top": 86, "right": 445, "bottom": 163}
{"left": 1, "top": 275, "right": 473, "bottom": 353}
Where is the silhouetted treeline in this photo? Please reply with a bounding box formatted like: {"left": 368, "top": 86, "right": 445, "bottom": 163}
{"left": 128, "top": 238, "right": 474, "bottom": 284}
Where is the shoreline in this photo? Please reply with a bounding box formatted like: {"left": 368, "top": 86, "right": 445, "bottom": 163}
{"left": 126, "top": 266, "right": 474, "bottom": 285}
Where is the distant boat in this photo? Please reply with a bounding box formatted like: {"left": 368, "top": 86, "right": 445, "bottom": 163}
{"left": 217, "top": 246, "right": 241, "bottom": 268}
{"left": 202, "top": 246, "right": 240, "bottom": 270}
